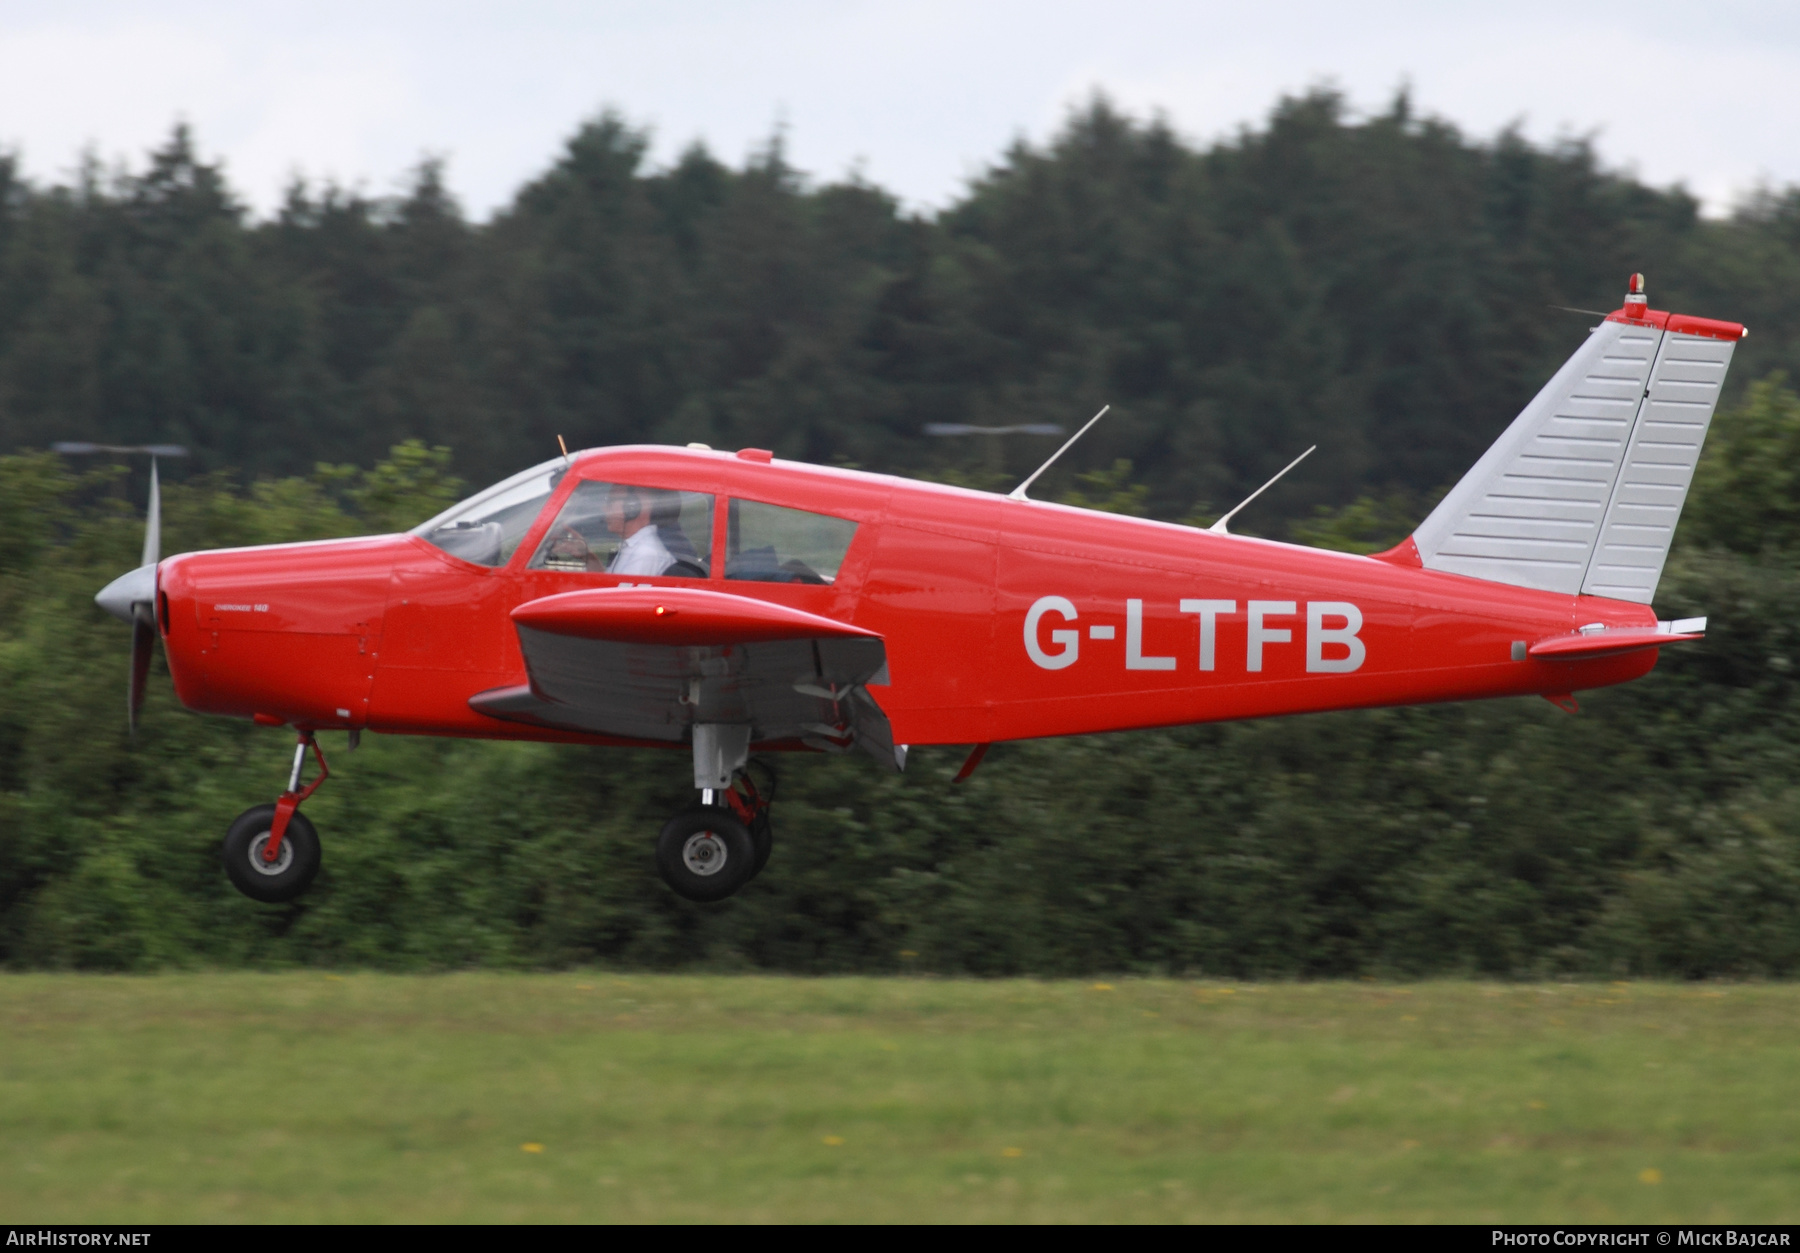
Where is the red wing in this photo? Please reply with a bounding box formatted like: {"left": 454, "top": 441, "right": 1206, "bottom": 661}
{"left": 469, "top": 587, "right": 901, "bottom": 769}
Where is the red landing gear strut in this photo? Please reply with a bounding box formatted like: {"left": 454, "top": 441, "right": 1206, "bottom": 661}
{"left": 265, "top": 730, "right": 329, "bottom": 865}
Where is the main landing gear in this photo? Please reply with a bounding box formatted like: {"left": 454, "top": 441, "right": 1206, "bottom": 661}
{"left": 223, "top": 731, "right": 328, "bottom": 903}
{"left": 221, "top": 724, "right": 777, "bottom": 904}
{"left": 655, "top": 724, "right": 775, "bottom": 903}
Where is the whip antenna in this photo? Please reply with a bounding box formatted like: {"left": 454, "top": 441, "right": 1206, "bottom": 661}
{"left": 1209, "top": 445, "right": 1316, "bottom": 535}
{"left": 1007, "top": 405, "right": 1109, "bottom": 501}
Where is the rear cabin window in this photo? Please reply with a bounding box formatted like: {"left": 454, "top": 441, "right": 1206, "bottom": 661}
{"left": 726, "top": 499, "right": 857, "bottom": 584}
{"left": 527, "top": 480, "right": 713, "bottom": 578}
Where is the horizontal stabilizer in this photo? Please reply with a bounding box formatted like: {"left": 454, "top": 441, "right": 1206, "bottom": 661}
{"left": 1413, "top": 281, "right": 1743, "bottom": 605}
{"left": 1528, "top": 617, "right": 1706, "bottom": 661}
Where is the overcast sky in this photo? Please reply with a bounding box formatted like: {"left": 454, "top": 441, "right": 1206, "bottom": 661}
{"left": 2, "top": 0, "right": 1797, "bottom": 219}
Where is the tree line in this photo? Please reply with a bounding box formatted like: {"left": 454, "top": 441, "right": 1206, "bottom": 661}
{"left": 6, "top": 91, "right": 1800, "bottom": 527}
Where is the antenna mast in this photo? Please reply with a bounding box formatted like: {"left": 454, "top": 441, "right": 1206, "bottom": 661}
{"left": 1208, "top": 445, "right": 1316, "bottom": 535}
{"left": 1007, "top": 405, "right": 1110, "bottom": 501}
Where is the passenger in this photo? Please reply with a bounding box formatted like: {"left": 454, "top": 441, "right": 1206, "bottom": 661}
{"left": 651, "top": 494, "right": 704, "bottom": 570}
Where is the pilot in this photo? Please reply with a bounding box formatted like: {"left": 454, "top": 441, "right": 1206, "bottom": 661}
{"left": 605, "top": 484, "right": 679, "bottom": 576}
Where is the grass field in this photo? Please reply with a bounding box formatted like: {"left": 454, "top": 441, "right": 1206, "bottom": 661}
{"left": 3, "top": 975, "right": 1799, "bottom": 1223}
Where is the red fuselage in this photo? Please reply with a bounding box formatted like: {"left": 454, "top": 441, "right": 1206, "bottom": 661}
{"left": 154, "top": 446, "right": 1658, "bottom": 748}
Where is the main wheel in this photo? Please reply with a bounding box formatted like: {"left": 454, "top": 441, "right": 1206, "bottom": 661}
{"left": 655, "top": 808, "right": 756, "bottom": 902}
{"left": 222, "top": 804, "right": 322, "bottom": 903}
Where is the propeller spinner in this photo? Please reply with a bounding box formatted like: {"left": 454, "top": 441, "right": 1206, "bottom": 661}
{"left": 69, "top": 444, "right": 188, "bottom": 733}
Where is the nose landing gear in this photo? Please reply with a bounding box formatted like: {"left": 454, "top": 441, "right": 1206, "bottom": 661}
{"left": 222, "top": 731, "right": 328, "bottom": 903}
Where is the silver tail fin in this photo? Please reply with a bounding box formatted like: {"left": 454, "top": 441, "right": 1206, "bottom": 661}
{"left": 1411, "top": 276, "right": 1745, "bottom": 604}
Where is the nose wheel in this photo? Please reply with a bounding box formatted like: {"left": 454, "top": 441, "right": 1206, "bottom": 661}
{"left": 222, "top": 731, "right": 329, "bottom": 903}
{"left": 223, "top": 804, "right": 322, "bottom": 902}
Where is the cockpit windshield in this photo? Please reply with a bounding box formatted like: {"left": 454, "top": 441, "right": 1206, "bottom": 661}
{"left": 412, "top": 457, "right": 564, "bottom": 567}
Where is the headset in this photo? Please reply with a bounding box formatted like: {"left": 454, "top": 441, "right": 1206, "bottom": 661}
{"left": 608, "top": 485, "right": 644, "bottom": 526}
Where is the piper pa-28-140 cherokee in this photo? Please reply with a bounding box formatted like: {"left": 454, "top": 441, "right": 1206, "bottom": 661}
{"left": 94, "top": 275, "right": 1744, "bottom": 904}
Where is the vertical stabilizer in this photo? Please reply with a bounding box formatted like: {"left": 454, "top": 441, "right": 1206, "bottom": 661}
{"left": 1412, "top": 277, "right": 1744, "bottom": 604}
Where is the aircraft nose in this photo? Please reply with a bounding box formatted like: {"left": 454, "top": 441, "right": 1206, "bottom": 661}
{"left": 96, "top": 564, "right": 156, "bottom": 623}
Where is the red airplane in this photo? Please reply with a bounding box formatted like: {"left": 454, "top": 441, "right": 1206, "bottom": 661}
{"left": 95, "top": 276, "right": 1744, "bottom": 905}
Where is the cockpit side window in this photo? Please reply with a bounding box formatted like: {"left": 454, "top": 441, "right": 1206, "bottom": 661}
{"left": 414, "top": 460, "right": 562, "bottom": 567}
{"left": 726, "top": 499, "right": 858, "bottom": 584}
{"left": 527, "top": 480, "right": 713, "bottom": 578}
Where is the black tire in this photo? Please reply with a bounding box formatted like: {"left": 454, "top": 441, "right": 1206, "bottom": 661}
{"left": 749, "top": 810, "right": 773, "bottom": 878}
{"left": 655, "top": 808, "right": 756, "bottom": 902}
{"left": 222, "top": 803, "right": 322, "bottom": 903}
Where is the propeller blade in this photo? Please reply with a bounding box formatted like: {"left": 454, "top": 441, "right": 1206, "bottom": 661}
{"left": 141, "top": 456, "right": 161, "bottom": 568}
{"left": 129, "top": 607, "right": 154, "bottom": 735}
{"left": 91, "top": 454, "right": 168, "bottom": 732}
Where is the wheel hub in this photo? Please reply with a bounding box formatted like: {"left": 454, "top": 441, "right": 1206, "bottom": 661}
{"left": 681, "top": 831, "right": 729, "bottom": 876}
{"left": 246, "top": 832, "right": 293, "bottom": 876}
